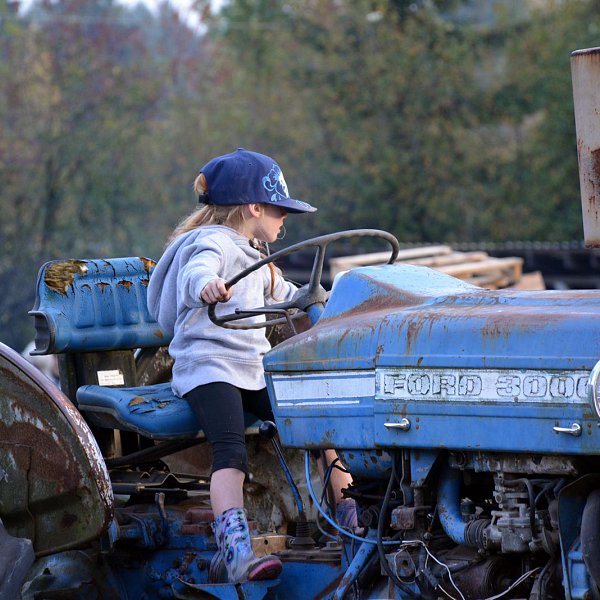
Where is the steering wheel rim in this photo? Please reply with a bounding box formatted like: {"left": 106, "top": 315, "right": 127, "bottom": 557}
{"left": 208, "top": 228, "right": 400, "bottom": 330}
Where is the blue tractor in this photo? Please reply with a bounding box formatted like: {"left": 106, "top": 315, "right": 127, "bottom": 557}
{"left": 3, "top": 47, "right": 600, "bottom": 599}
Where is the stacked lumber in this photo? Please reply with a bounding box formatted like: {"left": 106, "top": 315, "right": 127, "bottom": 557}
{"left": 329, "top": 245, "right": 545, "bottom": 290}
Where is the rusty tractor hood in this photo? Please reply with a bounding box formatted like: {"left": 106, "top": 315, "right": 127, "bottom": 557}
{"left": 264, "top": 264, "right": 600, "bottom": 373}
{"left": 0, "top": 343, "right": 113, "bottom": 556}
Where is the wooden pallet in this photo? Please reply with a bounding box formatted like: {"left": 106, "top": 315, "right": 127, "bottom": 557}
{"left": 329, "top": 245, "right": 543, "bottom": 290}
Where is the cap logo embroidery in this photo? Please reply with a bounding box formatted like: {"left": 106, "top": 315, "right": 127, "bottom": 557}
{"left": 262, "top": 164, "right": 289, "bottom": 203}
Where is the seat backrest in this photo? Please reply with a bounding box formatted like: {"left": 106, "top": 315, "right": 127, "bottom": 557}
{"left": 30, "top": 257, "right": 171, "bottom": 355}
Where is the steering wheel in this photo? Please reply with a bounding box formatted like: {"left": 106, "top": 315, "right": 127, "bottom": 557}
{"left": 208, "top": 229, "right": 400, "bottom": 330}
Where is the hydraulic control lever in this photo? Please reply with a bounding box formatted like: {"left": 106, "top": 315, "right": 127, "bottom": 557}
{"left": 259, "top": 420, "right": 315, "bottom": 548}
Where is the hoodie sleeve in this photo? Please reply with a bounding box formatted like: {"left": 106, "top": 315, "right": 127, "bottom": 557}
{"left": 178, "top": 237, "right": 227, "bottom": 308}
{"left": 264, "top": 267, "right": 298, "bottom": 304}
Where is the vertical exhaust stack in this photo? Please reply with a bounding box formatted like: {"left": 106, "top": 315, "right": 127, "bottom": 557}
{"left": 572, "top": 47, "right": 600, "bottom": 247}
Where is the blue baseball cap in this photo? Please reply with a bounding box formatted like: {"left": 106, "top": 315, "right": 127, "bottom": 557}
{"left": 199, "top": 148, "right": 316, "bottom": 214}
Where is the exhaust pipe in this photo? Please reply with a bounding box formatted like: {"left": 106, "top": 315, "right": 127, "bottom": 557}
{"left": 571, "top": 47, "right": 600, "bottom": 248}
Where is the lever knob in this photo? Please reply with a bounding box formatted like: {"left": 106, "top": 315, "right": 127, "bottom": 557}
{"left": 259, "top": 420, "right": 278, "bottom": 440}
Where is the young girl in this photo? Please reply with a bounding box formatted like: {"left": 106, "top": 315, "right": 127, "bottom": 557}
{"left": 147, "top": 148, "right": 316, "bottom": 583}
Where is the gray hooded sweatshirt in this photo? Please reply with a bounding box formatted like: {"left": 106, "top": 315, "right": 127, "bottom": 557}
{"left": 147, "top": 225, "right": 297, "bottom": 397}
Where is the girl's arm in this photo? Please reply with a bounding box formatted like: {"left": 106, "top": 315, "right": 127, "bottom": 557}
{"left": 178, "top": 241, "right": 227, "bottom": 307}
{"left": 264, "top": 266, "right": 298, "bottom": 304}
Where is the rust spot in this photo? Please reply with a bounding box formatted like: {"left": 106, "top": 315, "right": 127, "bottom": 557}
{"left": 154, "top": 330, "right": 164, "bottom": 338}
{"left": 128, "top": 396, "right": 146, "bottom": 407}
{"left": 118, "top": 280, "right": 133, "bottom": 290}
{"left": 0, "top": 418, "right": 81, "bottom": 493}
{"left": 141, "top": 278, "right": 150, "bottom": 287}
{"left": 96, "top": 282, "right": 110, "bottom": 291}
{"left": 180, "top": 508, "right": 215, "bottom": 534}
{"left": 180, "top": 523, "right": 212, "bottom": 535}
{"left": 140, "top": 257, "right": 156, "bottom": 273}
{"left": 184, "top": 507, "right": 214, "bottom": 523}
{"left": 323, "top": 429, "right": 335, "bottom": 442}
{"left": 572, "top": 48, "right": 600, "bottom": 60}
{"left": 592, "top": 147, "right": 600, "bottom": 191}
{"left": 44, "top": 260, "right": 88, "bottom": 295}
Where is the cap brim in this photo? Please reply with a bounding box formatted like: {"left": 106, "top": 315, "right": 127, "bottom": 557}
{"left": 271, "top": 198, "right": 317, "bottom": 214}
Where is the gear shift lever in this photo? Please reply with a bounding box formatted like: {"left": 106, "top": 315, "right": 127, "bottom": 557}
{"left": 259, "top": 420, "right": 315, "bottom": 548}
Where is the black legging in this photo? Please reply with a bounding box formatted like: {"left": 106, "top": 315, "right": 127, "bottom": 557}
{"left": 184, "top": 382, "right": 274, "bottom": 474}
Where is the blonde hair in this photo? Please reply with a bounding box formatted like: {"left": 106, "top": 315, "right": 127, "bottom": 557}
{"left": 166, "top": 173, "right": 246, "bottom": 247}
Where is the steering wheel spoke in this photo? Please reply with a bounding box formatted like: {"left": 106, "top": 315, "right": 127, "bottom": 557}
{"left": 234, "top": 307, "right": 302, "bottom": 334}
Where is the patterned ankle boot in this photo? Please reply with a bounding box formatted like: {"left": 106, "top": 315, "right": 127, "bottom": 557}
{"left": 336, "top": 498, "right": 358, "bottom": 529}
{"left": 213, "top": 507, "right": 282, "bottom": 583}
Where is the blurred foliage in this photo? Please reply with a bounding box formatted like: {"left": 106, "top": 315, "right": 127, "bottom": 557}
{"left": 0, "top": 0, "right": 598, "bottom": 349}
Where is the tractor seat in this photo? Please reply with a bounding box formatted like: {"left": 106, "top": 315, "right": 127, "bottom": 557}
{"left": 77, "top": 382, "right": 261, "bottom": 440}
{"left": 30, "top": 257, "right": 260, "bottom": 444}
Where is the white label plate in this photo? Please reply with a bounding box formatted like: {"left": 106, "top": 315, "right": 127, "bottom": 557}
{"left": 97, "top": 369, "right": 125, "bottom": 386}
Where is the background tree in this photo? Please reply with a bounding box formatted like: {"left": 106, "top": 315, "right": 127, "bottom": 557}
{"left": 1, "top": 0, "right": 599, "bottom": 351}
{"left": 0, "top": 0, "right": 181, "bottom": 346}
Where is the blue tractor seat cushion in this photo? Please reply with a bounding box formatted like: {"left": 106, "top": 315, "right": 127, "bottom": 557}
{"left": 77, "top": 382, "right": 262, "bottom": 440}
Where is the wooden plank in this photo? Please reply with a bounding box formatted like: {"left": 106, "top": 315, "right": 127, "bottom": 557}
{"left": 393, "top": 245, "right": 453, "bottom": 261}
{"left": 330, "top": 245, "right": 452, "bottom": 278}
{"left": 404, "top": 251, "right": 489, "bottom": 267}
{"left": 328, "top": 246, "right": 526, "bottom": 290}
{"left": 437, "top": 257, "right": 523, "bottom": 280}
{"left": 463, "top": 274, "right": 512, "bottom": 289}
{"left": 506, "top": 271, "right": 546, "bottom": 291}
{"left": 330, "top": 245, "right": 452, "bottom": 268}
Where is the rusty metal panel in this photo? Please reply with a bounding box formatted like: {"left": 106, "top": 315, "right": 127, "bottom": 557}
{"left": 0, "top": 342, "right": 113, "bottom": 556}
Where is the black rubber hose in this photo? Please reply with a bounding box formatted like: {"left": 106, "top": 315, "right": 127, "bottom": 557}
{"left": 581, "top": 489, "right": 600, "bottom": 591}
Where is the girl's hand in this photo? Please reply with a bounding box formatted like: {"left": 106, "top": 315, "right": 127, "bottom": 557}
{"left": 201, "top": 278, "right": 231, "bottom": 303}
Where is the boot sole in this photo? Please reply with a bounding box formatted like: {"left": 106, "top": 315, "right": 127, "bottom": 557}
{"left": 247, "top": 559, "right": 282, "bottom": 581}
